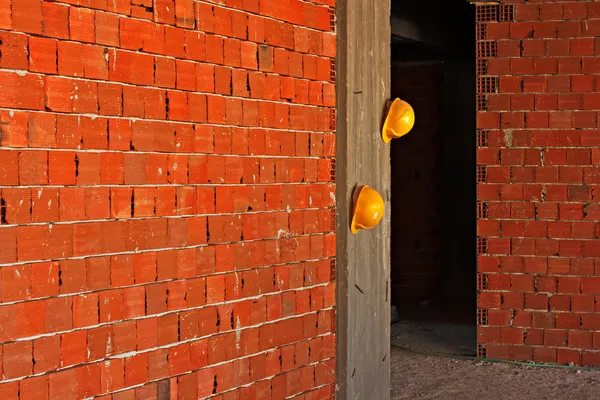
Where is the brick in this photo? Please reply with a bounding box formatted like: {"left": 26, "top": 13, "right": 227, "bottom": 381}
{"left": 4, "top": 341, "right": 33, "bottom": 378}
{"left": 76, "top": 152, "right": 102, "bottom": 185}
{"left": 0, "top": 111, "right": 27, "bottom": 149}
{"left": 0, "top": 0, "right": 9, "bottom": 29}
{"left": 49, "top": 369, "right": 77, "bottom": 399}
{"left": 0, "top": 33, "right": 28, "bottom": 73}
{"left": 125, "top": 353, "right": 148, "bottom": 386}
{"left": 174, "top": 60, "right": 196, "bottom": 91}
{"left": 175, "top": 0, "right": 194, "bottom": 28}
{"left": 21, "top": 376, "right": 49, "bottom": 399}
{"left": 83, "top": 46, "right": 109, "bottom": 80}
{"left": 95, "top": 11, "right": 119, "bottom": 46}
{"left": 48, "top": 151, "right": 76, "bottom": 185}
{"left": 61, "top": 330, "right": 87, "bottom": 366}
{"left": 83, "top": 187, "right": 108, "bottom": 220}
{"left": 164, "top": 26, "right": 185, "bottom": 59}
{"left": 109, "top": 50, "right": 155, "bottom": 86}
{"left": 29, "top": 37, "right": 58, "bottom": 74}
{"left": 19, "top": 151, "right": 48, "bottom": 185}
{"left": 148, "top": 0, "right": 170, "bottom": 21}
{"left": 70, "top": 8, "right": 95, "bottom": 43}
{"left": 46, "top": 77, "right": 73, "bottom": 112}
{"left": 13, "top": 0, "right": 42, "bottom": 34}
{"left": 29, "top": 113, "right": 57, "bottom": 148}
{"left": 4, "top": 73, "right": 46, "bottom": 110}
{"left": 558, "top": 348, "right": 581, "bottom": 365}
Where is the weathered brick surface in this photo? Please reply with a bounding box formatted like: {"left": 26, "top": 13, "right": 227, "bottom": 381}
{"left": 477, "top": 2, "right": 600, "bottom": 365}
{"left": 0, "top": 0, "right": 336, "bottom": 397}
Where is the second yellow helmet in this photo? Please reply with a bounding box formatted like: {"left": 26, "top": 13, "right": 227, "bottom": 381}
{"left": 350, "top": 185, "right": 385, "bottom": 234}
{"left": 382, "top": 98, "right": 415, "bottom": 143}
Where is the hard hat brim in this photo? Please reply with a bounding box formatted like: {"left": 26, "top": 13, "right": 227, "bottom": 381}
{"left": 381, "top": 128, "right": 393, "bottom": 143}
{"left": 350, "top": 219, "right": 359, "bottom": 234}
{"left": 350, "top": 186, "right": 367, "bottom": 234}
{"left": 381, "top": 99, "right": 399, "bottom": 143}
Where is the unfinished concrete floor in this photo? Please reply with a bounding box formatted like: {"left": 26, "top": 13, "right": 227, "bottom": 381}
{"left": 391, "top": 316, "right": 476, "bottom": 356}
{"left": 391, "top": 299, "right": 477, "bottom": 356}
{"left": 390, "top": 314, "right": 600, "bottom": 399}
{"left": 390, "top": 348, "right": 600, "bottom": 400}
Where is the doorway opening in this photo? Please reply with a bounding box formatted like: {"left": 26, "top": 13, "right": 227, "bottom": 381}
{"left": 389, "top": 0, "right": 476, "bottom": 356}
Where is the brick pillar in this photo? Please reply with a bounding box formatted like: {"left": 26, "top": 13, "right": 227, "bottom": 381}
{"left": 477, "top": 2, "right": 600, "bottom": 366}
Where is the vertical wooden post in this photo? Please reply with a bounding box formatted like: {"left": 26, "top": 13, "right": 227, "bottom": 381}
{"left": 336, "top": 0, "right": 391, "bottom": 398}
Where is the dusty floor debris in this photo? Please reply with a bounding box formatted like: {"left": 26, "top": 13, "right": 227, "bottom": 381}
{"left": 390, "top": 318, "right": 600, "bottom": 399}
{"left": 390, "top": 348, "right": 600, "bottom": 400}
{"left": 391, "top": 317, "right": 476, "bottom": 356}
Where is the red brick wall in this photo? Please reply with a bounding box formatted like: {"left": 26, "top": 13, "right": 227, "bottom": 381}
{"left": 477, "top": 2, "right": 600, "bottom": 365}
{"left": 0, "top": 0, "right": 337, "bottom": 397}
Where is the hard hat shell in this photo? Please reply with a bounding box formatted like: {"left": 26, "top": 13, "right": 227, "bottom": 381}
{"left": 350, "top": 185, "right": 385, "bottom": 234}
{"left": 382, "top": 98, "right": 415, "bottom": 143}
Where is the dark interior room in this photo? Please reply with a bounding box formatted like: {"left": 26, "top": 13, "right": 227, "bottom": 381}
{"left": 390, "top": 0, "right": 477, "bottom": 356}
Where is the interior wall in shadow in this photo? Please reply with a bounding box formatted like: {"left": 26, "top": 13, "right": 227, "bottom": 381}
{"left": 390, "top": 61, "right": 445, "bottom": 305}
{"left": 442, "top": 59, "right": 476, "bottom": 303}
{"left": 389, "top": 1, "right": 476, "bottom": 309}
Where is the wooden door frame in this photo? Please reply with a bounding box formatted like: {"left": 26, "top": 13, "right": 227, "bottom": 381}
{"left": 335, "top": 0, "right": 392, "bottom": 398}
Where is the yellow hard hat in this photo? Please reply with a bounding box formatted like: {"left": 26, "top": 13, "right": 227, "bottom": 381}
{"left": 350, "top": 185, "right": 385, "bottom": 234}
{"left": 382, "top": 98, "right": 415, "bottom": 143}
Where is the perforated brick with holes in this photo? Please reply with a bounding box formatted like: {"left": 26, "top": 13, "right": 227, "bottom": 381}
{"left": 330, "top": 208, "right": 337, "bottom": 231}
{"left": 477, "top": 95, "right": 488, "bottom": 112}
{"left": 329, "top": 8, "right": 336, "bottom": 31}
{"left": 477, "top": 59, "right": 488, "bottom": 76}
{"left": 330, "top": 108, "right": 337, "bottom": 131}
{"left": 476, "top": 5, "right": 498, "bottom": 22}
{"left": 499, "top": 5, "right": 515, "bottom": 22}
{"left": 477, "top": 41, "right": 497, "bottom": 59}
{"left": 477, "top": 274, "right": 489, "bottom": 291}
{"left": 477, "top": 166, "right": 487, "bottom": 183}
{"left": 477, "top": 238, "right": 488, "bottom": 255}
{"left": 330, "top": 59, "right": 337, "bottom": 82}
{"left": 476, "top": 23, "right": 486, "bottom": 41}
{"left": 477, "top": 344, "right": 487, "bottom": 359}
{"left": 330, "top": 259, "right": 336, "bottom": 283}
{"left": 477, "top": 202, "right": 488, "bottom": 219}
{"left": 477, "top": 77, "right": 498, "bottom": 94}
{"left": 477, "top": 131, "right": 488, "bottom": 147}
{"left": 330, "top": 158, "right": 337, "bottom": 181}
{"left": 477, "top": 309, "right": 488, "bottom": 326}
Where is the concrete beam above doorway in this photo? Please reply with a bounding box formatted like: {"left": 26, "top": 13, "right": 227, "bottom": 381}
{"left": 391, "top": 15, "right": 443, "bottom": 47}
